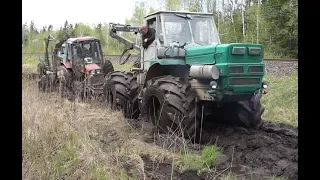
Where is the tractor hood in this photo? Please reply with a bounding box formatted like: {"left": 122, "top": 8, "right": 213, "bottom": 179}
{"left": 85, "top": 63, "right": 102, "bottom": 73}
{"left": 185, "top": 45, "right": 217, "bottom": 64}
{"left": 185, "top": 43, "right": 264, "bottom": 65}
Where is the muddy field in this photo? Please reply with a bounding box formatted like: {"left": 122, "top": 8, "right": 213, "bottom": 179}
{"left": 124, "top": 117, "right": 298, "bottom": 180}
{"left": 22, "top": 57, "right": 298, "bottom": 180}
{"left": 23, "top": 82, "right": 298, "bottom": 179}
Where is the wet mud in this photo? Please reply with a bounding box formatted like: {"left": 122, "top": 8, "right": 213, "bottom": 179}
{"left": 133, "top": 119, "right": 298, "bottom": 180}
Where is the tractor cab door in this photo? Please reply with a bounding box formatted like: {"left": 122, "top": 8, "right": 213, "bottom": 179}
{"left": 142, "top": 16, "right": 158, "bottom": 70}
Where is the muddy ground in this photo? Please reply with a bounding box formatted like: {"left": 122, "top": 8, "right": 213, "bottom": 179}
{"left": 23, "top": 79, "right": 298, "bottom": 180}
{"left": 22, "top": 58, "right": 298, "bottom": 179}
{"left": 128, "top": 118, "right": 298, "bottom": 180}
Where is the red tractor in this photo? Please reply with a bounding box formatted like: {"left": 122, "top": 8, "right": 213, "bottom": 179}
{"left": 38, "top": 35, "right": 114, "bottom": 101}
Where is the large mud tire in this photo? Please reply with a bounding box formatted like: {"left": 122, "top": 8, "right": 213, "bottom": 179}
{"left": 104, "top": 71, "right": 140, "bottom": 119}
{"left": 102, "top": 60, "right": 114, "bottom": 76}
{"left": 223, "top": 93, "right": 265, "bottom": 129}
{"left": 141, "top": 75, "right": 200, "bottom": 140}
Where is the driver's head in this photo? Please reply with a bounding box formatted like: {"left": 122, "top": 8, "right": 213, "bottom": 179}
{"left": 139, "top": 24, "right": 148, "bottom": 35}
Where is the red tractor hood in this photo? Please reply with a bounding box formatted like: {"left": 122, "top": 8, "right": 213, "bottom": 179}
{"left": 85, "top": 63, "right": 101, "bottom": 73}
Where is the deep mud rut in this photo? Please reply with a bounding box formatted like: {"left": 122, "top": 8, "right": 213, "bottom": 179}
{"left": 129, "top": 119, "right": 298, "bottom": 180}
{"left": 25, "top": 80, "right": 297, "bottom": 180}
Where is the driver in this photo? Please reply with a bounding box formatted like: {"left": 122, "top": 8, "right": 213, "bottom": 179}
{"left": 82, "top": 45, "right": 90, "bottom": 54}
{"left": 139, "top": 24, "right": 156, "bottom": 49}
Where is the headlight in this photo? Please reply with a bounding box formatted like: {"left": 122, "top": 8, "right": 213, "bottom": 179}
{"left": 96, "top": 69, "right": 101, "bottom": 74}
{"left": 210, "top": 81, "right": 217, "bottom": 89}
{"left": 90, "top": 70, "right": 95, "bottom": 75}
{"left": 262, "top": 81, "right": 269, "bottom": 89}
{"left": 248, "top": 47, "right": 261, "bottom": 56}
{"left": 232, "top": 47, "right": 245, "bottom": 55}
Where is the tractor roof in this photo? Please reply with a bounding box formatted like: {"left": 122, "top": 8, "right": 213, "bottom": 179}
{"left": 144, "top": 10, "right": 213, "bottom": 18}
{"left": 66, "top": 36, "right": 99, "bottom": 44}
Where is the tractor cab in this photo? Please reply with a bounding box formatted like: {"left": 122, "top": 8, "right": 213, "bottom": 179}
{"left": 140, "top": 11, "right": 221, "bottom": 69}
{"left": 60, "top": 37, "right": 104, "bottom": 77}
{"left": 158, "top": 12, "right": 220, "bottom": 47}
{"left": 65, "top": 37, "right": 103, "bottom": 65}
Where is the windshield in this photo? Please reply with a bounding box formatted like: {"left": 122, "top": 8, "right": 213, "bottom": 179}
{"left": 162, "top": 14, "right": 221, "bottom": 47}
{"left": 72, "top": 41, "right": 102, "bottom": 63}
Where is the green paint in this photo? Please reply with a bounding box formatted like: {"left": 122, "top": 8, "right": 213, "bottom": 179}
{"left": 185, "top": 45, "right": 217, "bottom": 64}
{"left": 146, "top": 42, "right": 265, "bottom": 103}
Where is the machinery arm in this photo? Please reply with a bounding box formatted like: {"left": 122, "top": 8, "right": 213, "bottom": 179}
{"left": 109, "top": 23, "right": 140, "bottom": 51}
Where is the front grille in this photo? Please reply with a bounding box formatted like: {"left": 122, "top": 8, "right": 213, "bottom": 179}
{"left": 229, "top": 78, "right": 260, "bottom": 86}
{"left": 248, "top": 66, "right": 263, "bottom": 73}
{"left": 229, "top": 66, "right": 244, "bottom": 74}
{"left": 88, "top": 74, "right": 104, "bottom": 85}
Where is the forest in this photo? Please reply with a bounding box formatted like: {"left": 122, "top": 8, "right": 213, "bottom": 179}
{"left": 22, "top": 0, "right": 298, "bottom": 58}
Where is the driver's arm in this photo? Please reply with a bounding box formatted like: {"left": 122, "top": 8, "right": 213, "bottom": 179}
{"left": 146, "top": 28, "right": 156, "bottom": 43}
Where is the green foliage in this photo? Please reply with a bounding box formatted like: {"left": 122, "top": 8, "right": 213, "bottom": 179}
{"left": 201, "top": 145, "right": 220, "bottom": 168}
{"left": 165, "top": 0, "right": 181, "bottom": 11}
{"left": 22, "top": 0, "right": 297, "bottom": 58}
{"left": 178, "top": 145, "right": 221, "bottom": 172}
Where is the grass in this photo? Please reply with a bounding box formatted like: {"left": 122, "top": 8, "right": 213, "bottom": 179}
{"left": 177, "top": 145, "right": 221, "bottom": 172}
{"left": 22, "top": 78, "right": 223, "bottom": 179}
{"left": 113, "top": 63, "right": 133, "bottom": 71}
{"left": 262, "top": 73, "right": 298, "bottom": 127}
{"left": 22, "top": 56, "right": 39, "bottom": 74}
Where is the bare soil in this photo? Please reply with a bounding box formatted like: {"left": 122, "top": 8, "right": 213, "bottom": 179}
{"left": 130, "top": 119, "right": 298, "bottom": 180}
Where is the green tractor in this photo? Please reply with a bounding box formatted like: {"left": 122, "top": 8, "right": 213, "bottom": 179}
{"left": 105, "top": 11, "right": 268, "bottom": 140}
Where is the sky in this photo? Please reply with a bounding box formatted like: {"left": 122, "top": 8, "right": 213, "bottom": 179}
{"left": 22, "top": 0, "right": 138, "bottom": 30}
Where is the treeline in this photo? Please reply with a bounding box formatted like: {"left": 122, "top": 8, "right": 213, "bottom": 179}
{"left": 22, "top": 0, "right": 297, "bottom": 58}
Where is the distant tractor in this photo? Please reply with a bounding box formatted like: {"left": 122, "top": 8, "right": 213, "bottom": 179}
{"left": 38, "top": 35, "right": 114, "bottom": 100}
{"left": 105, "top": 11, "right": 269, "bottom": 140}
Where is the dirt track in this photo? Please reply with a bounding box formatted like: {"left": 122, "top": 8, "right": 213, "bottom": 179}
{"left": 131, "top": 119, "right": 298, "bottom": 180}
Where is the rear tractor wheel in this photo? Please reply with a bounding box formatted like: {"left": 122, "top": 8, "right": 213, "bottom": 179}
{"left": 140, "top": 75, "right": 200, "bottom": 140}
{"left": 223, "top": 93, "right": 265, "bottom": 129}
{"left": 103, "top": 71, "right": 140, "bottom": 119}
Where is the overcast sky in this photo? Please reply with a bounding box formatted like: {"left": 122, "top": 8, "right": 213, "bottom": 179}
{"left": 22, "top": 0, "right": 138, "bottom": 30}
